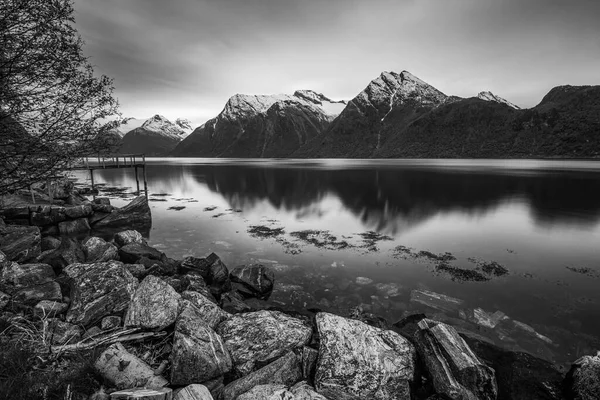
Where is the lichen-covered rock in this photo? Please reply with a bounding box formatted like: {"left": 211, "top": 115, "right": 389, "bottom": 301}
{"left": 0, "top": 224, "right": 41, "bottom": 262}
{"left": 82, "top": 236, "right": 119, "bottom": 263}
{"left": 181, "top": 291, "right": 230, "bottom": 329}
{"left": 170, "top": 302, "right": 232, "bottom": 385}
{"left": 65, "top": 261, "right": 138, "bottom": 327}
{"left": 114, "top": 229, "right": 146, "bottom": 248}
{"left": 45, "top": 318, "right": 81, "bottom": 345}
{"left": 174, "top": 384, "right": 213, "bottom": 400}
{"left": 183, "top": 274, "right": 215, "bottom": 302}
{"left": 40, "top": 236, "right": 61, "bottom": 252}
{"left": 36, "top": 237, "right": 85, "bottom": 270}
{"left": 414, "top": 319, "right": 497, "bottom": 400}
{"left": 13, "top": 281, "right": 62, "bottom": 305}
{"left": 64, "top": 204, "right": 93, "bottom": 219}
{"left": 314, "top": 312, "right": 416, "bottom": 400}
{"left": 237, "top": 384, "right": 293, "bottom": 400}
{"left": 290, "top": 381, "right": 328, "bottom": 400}
{"left": 217, "top": 310, "right": 312, "bottom": 376}
{"left": 92, "top": 195, "right": 151, "bottom": 230}
{"left": 34, "top": 300, "right": 69, "bottom": 317}
{"left": 95, "top": 342, "right": 168, "bottom": 390}
{"left": 230, "top": 264, "right": 275, "bottom": 300}
{"left": 1, "top": 263, "right": 55, "bottom": 288}
{"left": 566, "top": 352, "right": 600, "bottom": 400}
{"left": 223, "top": 351, "right": 302, "bottom": 400}
{"left": 125, "top": 275, "right": 181, "bottom": 330}
{"left": 101, "top": 315, "right": 122, "bottom": 330}
{"left": 58, "top": 217, "right": 91, "bottom": 235}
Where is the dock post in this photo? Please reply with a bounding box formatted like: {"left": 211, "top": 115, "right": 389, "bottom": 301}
{"left": 90, "top": 169, "right": 95, "bottom": 191}
{"left": 135, "top": 166, "right": 140, "bottom": 195}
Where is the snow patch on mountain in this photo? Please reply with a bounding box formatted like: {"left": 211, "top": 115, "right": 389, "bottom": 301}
{"left": 478, "top": 91, "right": 520, "bottom": 109}
{"left": 139, "top": 115, "right": 185, "bottom": 139}
{"left": 115, "top": 117, "right": 145, "bottom": 137}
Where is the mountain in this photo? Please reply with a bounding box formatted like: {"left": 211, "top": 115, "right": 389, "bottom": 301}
{"left": 477, "top": 91, "right": 520, "bottom": 109}
{"left": 115, "top": 117, "right": 146, "bottom": 137}
{"left": 175, "top": 118, "right": 194, "bottom": 138}
{"left": 119, "top": 115, "right": 186, "bottom": 156}
{"left": 293, "top": 71, "right": 449, "bottom": 158}
{"left": 171, "top": 90, "right": 345, "bottom": 157}
{"left": 373, "top": 84, "right": 600, "bottom": 158}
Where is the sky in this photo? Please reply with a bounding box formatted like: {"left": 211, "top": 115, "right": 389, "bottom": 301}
{"left": 73, "top": 0, "right": 600, "bottom": 127}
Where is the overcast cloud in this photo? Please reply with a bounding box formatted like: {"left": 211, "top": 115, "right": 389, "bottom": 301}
{"left": 73, "top": 0, "right": 600, "bottom": 126}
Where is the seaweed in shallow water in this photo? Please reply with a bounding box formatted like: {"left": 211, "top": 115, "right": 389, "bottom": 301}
{"left": 248, "top": 225, "right": 285, "bottom": 238}
{"left": 290, "top": 230, "right": 352, "bottom": 250}
{"left": 435, "top": 263, "right": 491, "bottom": 282}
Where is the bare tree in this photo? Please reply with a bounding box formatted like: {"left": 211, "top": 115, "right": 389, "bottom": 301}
{"left": 0, "top": 0, "right": 120, "bottom": 195}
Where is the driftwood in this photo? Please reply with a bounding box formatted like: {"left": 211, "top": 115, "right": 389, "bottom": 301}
{"left": 110, "top": 387, "right": 173, "bottom": 400}
{"left": 51, "top": 328, "right": 167, "bottom": 353}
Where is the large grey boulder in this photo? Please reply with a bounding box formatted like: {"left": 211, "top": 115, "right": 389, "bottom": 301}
{"left": 566, "top": 352, "right": 600, "bottom": 400}
{"left": 125, "top": 275, "right": 181, "bottom": 330}
{"left": 315, "top": 312, "right": 416, "bottom": 400}
{"left": 64, "top": 261, "right": 138, "bottom": 327}
{"left": 13, "top": 281, "right": 62, "bottom": 306}
{"left": 92, "top": 195, "right": 151, "bottom": 230}
{"left": 114, "top": 229, "right": 146, "bottom": 247}
{"left": 223, "top": 351, "right": 302, "bottom": 400}
{"left": 82, "top": 236, "right": 119, "bottom": 262}
{"left": 170, "top": 302, "right": 232, "bottom": 385}
{"left": 414, "top": 319, "right": 497, "bottom": 400}
{"left": 95, "top": 342, "right": 168, "bottom": 390}
{"left": 174, "top": 384, "right": 214, "bottom": 400}
{"left": 0, "top": 224, "right": 41, "bottom": 262}
{"left": 230, "top": 264, "right": 275, "bottom": 299}
{"left": 217, "top": 310, "right": 312, "bottom": 376}
{"left": 181, "top": 291, "right": 229, "bottom": 329}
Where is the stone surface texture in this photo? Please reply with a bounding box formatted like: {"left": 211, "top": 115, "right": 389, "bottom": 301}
{"left": 217, "top": 310, "right": 312, "bottom": 376}
{"left": 181, "top": 291, "right": 230, "bottom": 329}
{"left": 0, "top": 224, "right": 41, "bottom": 262}
{"left": 567, "top": 352, "right": 600, "bottom": 400}
{"left": 125, "top": 275, "right": 181, "bottom": 330}
{"left": 114, "top": 229, "right": 146, "bottom": 247}
{"left": 92, "top": 195, "right": 151, "bottom": 229}
{"left": 230, "top": 264, "right": 275, "bottom": 299}
{"left": 82, "top": 236, "right": 119, "bottom": 263}
{"left": 173, "top": 384, "right": 214, "bottom": 400}
{"left": 314, "top": 312, "right": 416, "bottom": 400}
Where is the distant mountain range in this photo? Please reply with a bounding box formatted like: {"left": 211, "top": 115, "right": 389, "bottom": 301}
{"left": 108, "top": 71, "right": 600, "bottom": 158}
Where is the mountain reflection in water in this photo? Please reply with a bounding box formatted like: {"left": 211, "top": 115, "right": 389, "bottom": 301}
{"left": 84, "top": 159, "right": 600, "bottom": 366}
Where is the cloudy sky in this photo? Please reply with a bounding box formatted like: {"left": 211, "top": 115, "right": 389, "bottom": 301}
{"left": 73, "top": 0, "right": 600, "bottom": 127}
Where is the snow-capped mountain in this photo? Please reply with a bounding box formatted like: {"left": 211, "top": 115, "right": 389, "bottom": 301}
{"left": 478, "top": 91, "right": 520, "bottom": 109}
{"left": 175, "top": 118, "right": 194, "bottom": 137}
{"left": 115, "top": 117, "right": 146, "bottom": 137}
{"left": 171, "top": 90, "right": 345, "bottom": 157}
{"left": 119, "top": 115, "right": 189, "bottom": 156}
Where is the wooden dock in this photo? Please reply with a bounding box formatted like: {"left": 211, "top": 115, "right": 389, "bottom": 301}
{"left": 71, "top": 154, "right": 148, "bottom": 196}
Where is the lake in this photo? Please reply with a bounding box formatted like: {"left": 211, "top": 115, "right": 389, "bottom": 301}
{"left": 73, "top": 158, "right": 600, "bottom": 368}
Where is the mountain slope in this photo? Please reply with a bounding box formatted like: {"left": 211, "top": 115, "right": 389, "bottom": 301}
{"left": 478, "top": 91, "right": 520, "bottom": 109}
{"left": 293, "top": 71, "right": 448, "bottom": 158}
{"left": 119, "top": 115, "right": 185, "bottom": 155}
{"left": 374, "top": 85, "right": 600, "bottom": 158}
{"left": 171, "top": 90, "right": 344, "bottom": 157}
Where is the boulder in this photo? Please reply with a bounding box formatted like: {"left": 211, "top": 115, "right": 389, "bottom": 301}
{"left": 124, "top": 263, "right": 147, "bottom": 279}
{"left": 565, "top": 352, "right": 600, "bottom": 400}
{"left": 1, "top": 263, "right": 55, "bottom": 288}
{"left": 230, "top": 264, "right": 275, "bottom": 300}
{"left": 414, "top": 319, "right": 497, "bottom": 400}
{"left": 58, "top": 218, "right": 91, "bottom": 235}
{"left": 220, "top": 291, "right": 252, "bottom": 314}
{"left": 45, "top": 318, "right": 81, "bottom": 345}
{"left": 95, "top": 342, "right": 168, "bottom": 390}
{"left": 82, "top": 236, "right": 119, "bottom": 263}
{"left": 0, "top": 250, "right": 9, "bottom": 269}
{"left": 34, "top": 300, "right": 69, "bottom": 317}
{"left": 101, "top": 315, "right": 122, "bottom": 330}
{"left": 118, "top": 242, "right": 164, "bottom": 263}
{"left": 410, "top": 289, "right": 465, "bottom": 314}
{"left": 125, "top": 275, "right": 181, "bottom": 330}
{"left": 0, "top": 291, "right": 10, "bottom": 310}
{"left": 180, "top": 256, "right": 211, "bottom": 277}
{"left": 40, "top": 236, "right": 61, "bottom": 252}
{"left": 36, "top": 237, "right": 85, "bottom": 270}
{"left": 463, "top": 335, "right": 563, "bottom": 400}
{"left": 114, "top": 229, "right": 146, "bottom": 247}
{"left": 181, "top": 291, "right": 230, "bottom": 329}
{"left": 183, "top": 275, "right": 215, "bottom": 302}
{"left": 13, "top": 281, "right": 62, "bottom": 306}
{"left": 64, "top": 204, "right": 93, "bottom": 219}
{"left": 174, "top": 384, "right": 213, "bottom": 400}
{"left": 0, "top": 224, "right": 41, "bottom": 262}
{"left": 170, "top": 302, "right": 233, "bottom": 385}
{"left": 314, "top": 312, "right": 416, "bottom": 400}
{"left": 92, "top": 195, "right": 151, "bottom": 230}
{"left": 223, "top": 351, "right": 302, "bottom": 400}
{"left": 237, "top": 385, "right": 293, "bottom": 400}
{"left": 290, "top": 382, "right": 328, "bottom": 400}
{"left": 206, "top": 253, "right": 230, "bottom": 296}
{"left": 110, "top": 388, "right": 173, "bottom": 400}
{"left": 216, "top": 310, "right": 312, "bottom": 376}
{"left": 65, "top": 261, "right": 138, "bottom": 327}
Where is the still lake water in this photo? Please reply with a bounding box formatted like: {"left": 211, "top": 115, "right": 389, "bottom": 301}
{"left": 75, "top": 158, "right": 600, "bottom": 367}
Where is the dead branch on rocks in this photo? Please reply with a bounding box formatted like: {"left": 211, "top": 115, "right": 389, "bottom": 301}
{"left": 51, "top": 328, "right": 167, "bottom": 354}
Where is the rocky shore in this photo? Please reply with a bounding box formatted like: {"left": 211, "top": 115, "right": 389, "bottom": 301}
{"left": 0, "top": 186, "right": 598, "bottom": 399}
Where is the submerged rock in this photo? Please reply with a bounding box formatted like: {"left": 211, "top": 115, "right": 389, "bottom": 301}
{"left": 170, "top": 302, "right": 232, "bottom": 385}
{"left": 223, "top": 351, "right": 302, "bottom": 400}
{"left": 95, "top": 342, "right": 168, "bottom": 390}
{"left": 91, "top": 195, "right": 151, "bottom": 230}
{"left": 64, "top": 261, "right": 138, "bottom": 327}
{"left": 410, "top": 289, "right": 465, "bottom": 313}
{"left": 216, "top": 310, "right": 312, "bottom": 376}
{"left": 230, "top": 264, "right": 275, "bottom": 300}
{"left": 125, "top": 275, "right": 181, "bottom": 330}
{"left": 314, "top": 312, "right": 416, "bottom": 400}
{"left": 414, "top": 319, "right": 497, "bottom": 400}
